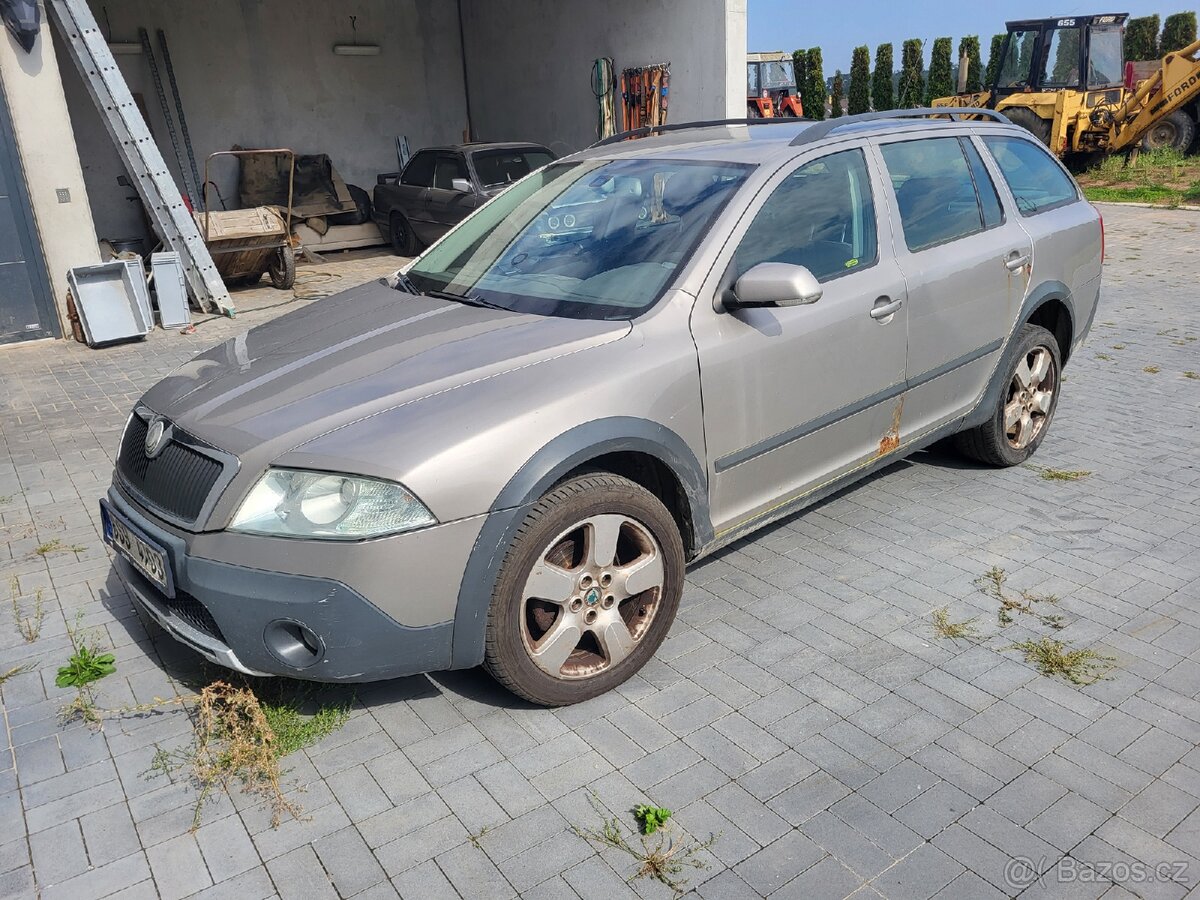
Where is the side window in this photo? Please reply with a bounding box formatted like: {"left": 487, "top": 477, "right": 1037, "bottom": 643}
{"left": 433, "top": 154, "right": 469, "bottom": 191}
{"left": 880, "top": 137, "right": 989, "bottom": 252}
{"left": 982, "top": 136, "right": 1080, "bottom": 215}
{"left": 401, "top": 151, "right": 436, "bottom": 187}
{"left": 962, "top": 139, "right": 1004, "bottom": 228}
{"left": 733, "top": 148, "right": 877, "bottom": 284}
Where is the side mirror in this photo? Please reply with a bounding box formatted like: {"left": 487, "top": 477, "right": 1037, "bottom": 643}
{"left": 729, "top": 262, "right": 823, "bottom": 308}
{"left": 450, "top": 177, "right": 473, "bottom": 193}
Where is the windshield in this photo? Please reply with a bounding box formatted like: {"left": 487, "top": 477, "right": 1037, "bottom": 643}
{"left": 406, "top": 159, "right": 752, "bottom": 320}
{"left": 472, "top": 148, "right": 555, "bottom": 189}
{"left": 761, "top": 60, "right": 794, "bottom": 89}
{"left": 1041, "top": 25, "right": 1082, "bottom": 87}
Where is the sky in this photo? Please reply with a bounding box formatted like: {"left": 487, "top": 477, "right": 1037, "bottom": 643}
{"left": 747, "top": 0, "right": 1174, "bottom": 75}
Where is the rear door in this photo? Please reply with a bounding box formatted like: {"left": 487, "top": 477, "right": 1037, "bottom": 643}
{"left": 690, "top": 143, "right": 910, "bottom": 534}
{"left": 0, "top": 86, "right": 57, "bottom": 344}
{"left": 873, "top": 132, "right": 1032, "bottom": 441}
{"left": 397, "top": 151, "right": 436, "bottom": 242}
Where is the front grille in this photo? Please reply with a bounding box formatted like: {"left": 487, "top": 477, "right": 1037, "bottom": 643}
{"left": 160, "top": 590, "right": 226, "bottom": 642}
{"left": 118, "top": 414, "right": 224, "bottom": 523}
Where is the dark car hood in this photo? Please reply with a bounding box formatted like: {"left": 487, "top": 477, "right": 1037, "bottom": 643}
{"left": 142, "top": 279, "right": 630, "bottom": 456}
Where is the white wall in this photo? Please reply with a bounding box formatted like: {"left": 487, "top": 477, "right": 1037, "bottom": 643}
{"left": 459, "top": 0, "right": 743, "bottom": 154}
{"left": 61, "top": 0, "right": 469, "bottom": 243}
{"left": 0, "top": 0, "right": 101, "bottom": 332}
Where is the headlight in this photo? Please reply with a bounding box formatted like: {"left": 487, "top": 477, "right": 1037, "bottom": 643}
{"left": 229, "top": 468, "right": 436, "bottom": 539}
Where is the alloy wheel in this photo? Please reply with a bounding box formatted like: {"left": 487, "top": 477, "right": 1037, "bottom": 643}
{"left": 520, "top": 514, "right": 664, "bottom": 679}
{"left": 1004, "top": 345, "right": 1056, "bottom": 450}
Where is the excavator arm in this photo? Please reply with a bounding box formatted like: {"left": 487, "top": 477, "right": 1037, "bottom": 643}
{"left": 1109, "top": 39, "right": 1200, "bottom": 151}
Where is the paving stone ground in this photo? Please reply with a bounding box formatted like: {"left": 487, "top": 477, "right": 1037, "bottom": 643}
{"left": 1, "top": 205, "right": 1199, "bottom": 899}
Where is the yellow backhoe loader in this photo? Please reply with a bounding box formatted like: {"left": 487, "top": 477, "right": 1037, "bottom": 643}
{"left": 933, "top": 13, "right": 1200, "bottom": 157}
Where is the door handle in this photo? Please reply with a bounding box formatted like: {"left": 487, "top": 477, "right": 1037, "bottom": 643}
{"left": 1005, "top": 252, "right": 1030, "bottom": 271}
{"left": 870, "top": 297, "right": 903, "bottom": 320}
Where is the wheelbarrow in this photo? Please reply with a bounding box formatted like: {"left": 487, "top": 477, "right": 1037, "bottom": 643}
{"left": 197, "top": 149, "right": 297, "bottom": 290}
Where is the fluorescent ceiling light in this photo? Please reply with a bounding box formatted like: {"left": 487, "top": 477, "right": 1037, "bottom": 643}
{"left": 332, "top": 44, "right": 380, "bottom": 56}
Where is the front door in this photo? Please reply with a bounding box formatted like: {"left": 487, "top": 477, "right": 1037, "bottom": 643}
{"left": 873, "top": 133, "right": 1033, "bottom": 440}
{"left": 0, "top": 85, "right": 57, "bottom": 345}
{"left": 428, "top": 153, "right": 479, "bottom": 235}
{"left": 690, "top": 144, "right": 909, "bottom": 536}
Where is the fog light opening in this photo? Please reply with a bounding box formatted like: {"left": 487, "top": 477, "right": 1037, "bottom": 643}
{"left": 264, "top": 619, "right": 325, "bottom": 669}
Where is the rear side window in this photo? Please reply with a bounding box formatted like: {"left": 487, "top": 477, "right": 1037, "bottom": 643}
{"left": 982, "top": 136, "right": 1079, "bottom": 215}
{"left": 472, "top": 149, "right": 556, "bottom": 188}
{"left": 733, "top": 148, "right": 878, "bottom": 283}
{"left": 433, "top": 154, "right": 468, "bottom": 191}
{"left": 401, "top": 151, "right": 436, "bottom": 187}
{"left": 880, "top": 137, "right": 995, "bottom": 252}
{"left": 963, "top": 140, "right": 1004, "bottom": 228}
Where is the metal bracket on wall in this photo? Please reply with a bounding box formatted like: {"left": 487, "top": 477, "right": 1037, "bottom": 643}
{"left": 47, "top": 0, "right": 233, "bottom": 316}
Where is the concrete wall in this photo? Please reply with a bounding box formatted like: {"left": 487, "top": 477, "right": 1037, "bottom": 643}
{"left": 61, "top": 0, "right": 470, "bottom": 244}
{"left": 0, "top": 0, "right": 101, "bottom": 332}
{"left": 459, "top": 0, "right": 744, "bottom": 154}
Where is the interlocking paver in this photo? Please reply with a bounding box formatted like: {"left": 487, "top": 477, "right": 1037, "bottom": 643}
{"left": 2, "top": 208, "right": 1200, "bottom": 898}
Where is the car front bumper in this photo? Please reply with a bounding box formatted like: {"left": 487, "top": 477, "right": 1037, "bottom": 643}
{"left": 103, "top": 484, "right": 484, "bottom": 682}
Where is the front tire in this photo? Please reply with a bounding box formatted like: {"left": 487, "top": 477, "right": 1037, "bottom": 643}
{"left": 956, "top": 323, "right": 1062, "bottom": 466}
{"left": 1003, "top": 107, "right": 1053, "bottom": 147}
{"left": 484, "top": 473, "right": 685, "bottom": 706}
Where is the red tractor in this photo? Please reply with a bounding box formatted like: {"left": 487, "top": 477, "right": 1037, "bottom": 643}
{"left": 747, "top": 52, "right": 804, "bottom": 117}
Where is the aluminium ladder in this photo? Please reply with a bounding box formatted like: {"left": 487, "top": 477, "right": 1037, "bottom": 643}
{"left": 47, "top": 0, "right": 233, "bottom": 315}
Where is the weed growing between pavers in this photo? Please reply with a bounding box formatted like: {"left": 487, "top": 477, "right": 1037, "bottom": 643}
{"left": 148, "top": 678, "right": 352, "bottom": 830}
{"left": 32, "top": 538, "right": 86, "bottom": 558}
{"left": 634, "top": 804, "right": 673, "bottom": 835}
{"left": 1027, "top": 465, "right": 1092, "bottom": 482}
{"left": 1184, "top": 371, "right": 1199, "bottom": 379}
{"left": 56, "top": 644, "right": 116, "bottom": 688}
{"left": 9, "top": 577, "right": 43, "bottom": 642}
{"left": 573, "top": 793, "right": 718, "bottom": 894}
{"left": 1008, "top": 638, "right": 1115, "bottom": 685}
{"left": 977, "top": 567, "right": 1064, "bottom": 629}
{"left": 0, "top": 663, "right": 33, "bottom": 685}
{"left": 1144, "top": 365, "right": 1162, "bottom": 374}
{"left": 930, "top": 606, "right": 981, "bottom": 642}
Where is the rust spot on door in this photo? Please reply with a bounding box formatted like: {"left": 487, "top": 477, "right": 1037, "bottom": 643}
{"left": 878, "top": 396, "right": 903, "bottom": 456}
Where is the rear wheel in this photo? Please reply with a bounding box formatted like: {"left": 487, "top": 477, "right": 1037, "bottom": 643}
{"left": 484, "top": 473, "right": 684, "bottom": 706}
{"left": 1141, "top": 110, "right": 1196, "bottom": 153}
{"left": 955, "top": 324, "right": 1062, "bottom": 467}
{"left": 1003, "top": 106, "right": 1053, "bottom": 147}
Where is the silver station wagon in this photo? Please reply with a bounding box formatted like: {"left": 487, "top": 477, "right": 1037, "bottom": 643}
{"left": 102, "top": 109, "right": 1102, "bottom": 706}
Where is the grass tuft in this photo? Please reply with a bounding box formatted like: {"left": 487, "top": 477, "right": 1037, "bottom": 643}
{"left": 1143, "top": 365, "right": 1161, "bottom": 374}
{"left": 0, "top": 663, "right": 33, "bottom": 686}
{"left": 977, "top": 567, "right": 1064, "bottom": 629}
{"left": 9, "top": 578, "right": 44, "bottom": 643}
{"left": 1031, "top": 466, "right": 1092, "bottom": 482}
{"left": 1184, "top": 371, "right": 1199, "bottom": 380}
{"left": 931, "top": 606, "right": 981, "bottom": 642}
{"left": 573, "top": 793, "right": 717, "bottom": 893}
{"left": 1008, "top": 637, "right": 1115, "bottom": 685}
{"left": 148, "top": 679, "right": 352, "bottom": 830}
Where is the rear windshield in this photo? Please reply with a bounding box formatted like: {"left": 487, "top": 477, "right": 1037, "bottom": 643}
{"left": 472, "top": 149, "right": 556, "bottom": 188}
{"left": 406, "top": 159, "right": 752, "bottom": 320}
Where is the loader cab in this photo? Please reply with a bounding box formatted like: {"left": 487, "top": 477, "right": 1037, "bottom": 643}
{"left": 989, "top": 13, "right": 1128, "bottom": 104}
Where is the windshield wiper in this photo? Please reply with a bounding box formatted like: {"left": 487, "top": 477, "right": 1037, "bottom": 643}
{"left": 425, "top": 289, "right": 509, "bottom": 311}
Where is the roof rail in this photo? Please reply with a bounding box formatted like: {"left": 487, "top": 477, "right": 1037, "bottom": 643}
{"left": 788, "top": 107, "right": 1011, "bottom": 146}
{"left": 589, "top": 117, "right": 814, "bottom": 149}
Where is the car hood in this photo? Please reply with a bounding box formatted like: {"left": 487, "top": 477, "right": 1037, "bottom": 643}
{"left": 142, "top": 279, "right": 630, "bottom": 457}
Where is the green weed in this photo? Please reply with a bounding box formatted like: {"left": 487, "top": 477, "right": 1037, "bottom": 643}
{"left": 931, "top": 606, "right": 981, "bottom": 642}
{"left": 1008, "top": 637, "right": 1115, "bottom": 685}
{"left": 634, "top": 804, "right": 673, "bottom": 835}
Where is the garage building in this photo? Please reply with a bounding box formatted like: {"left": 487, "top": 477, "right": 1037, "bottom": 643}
{"left": 0, "top": 0, "right": 746, "bottom": 346}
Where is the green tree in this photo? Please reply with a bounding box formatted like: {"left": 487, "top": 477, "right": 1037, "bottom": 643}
{"left": 1161, "top": 12, "right": 1198, "bottom": 52}
{"left": 791, "top": 49, "right": 808, "bottom": 105}
{"left": 804, "top": 47, "right": 827, "bottom": 120}
{"left": 898, "top": 39, "right": 924, "bottom": 108}
{"left": 926, "top": 37, "right": 954, "bottom": 103}
{"left": 1126, "top": 15, "right": 1161, "bottom": 60}
{"left": 872, "top": 43, "right": 895, "bottom": 111}
{"left": 985, "top": 33, "right": 1005, "bottom": 87}
{"left": 830, "top": 70, "right": 844, "bottom": 118}
{"left": 848, "top": 45, "right": 872, "bottom": 114}
{"left": 958, "top": 36, "right": 982, "bottom": 92}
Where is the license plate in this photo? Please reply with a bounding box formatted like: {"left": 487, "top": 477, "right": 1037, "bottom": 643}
{"left": 101, "top": 502, "right": 170, "bottom": 593}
